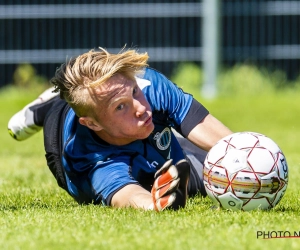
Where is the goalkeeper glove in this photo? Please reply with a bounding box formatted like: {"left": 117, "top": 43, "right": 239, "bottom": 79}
{"left": 150, "top": 159, "right": 190, "bottom": 211}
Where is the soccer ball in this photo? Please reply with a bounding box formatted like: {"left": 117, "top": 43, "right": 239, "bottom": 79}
{"left": 203, "top": 132, "right": 288, "bottom": 211}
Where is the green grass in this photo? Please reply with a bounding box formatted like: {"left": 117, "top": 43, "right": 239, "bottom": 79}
{"left": 0, "top": 83, "right": 300, "bottom": 250}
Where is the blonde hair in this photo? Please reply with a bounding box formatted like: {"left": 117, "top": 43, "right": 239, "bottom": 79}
{"left": 51, "top": 47, "right": 149, "bottom": 117}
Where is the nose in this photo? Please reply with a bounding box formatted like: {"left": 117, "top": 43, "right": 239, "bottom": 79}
{"left": 133, "top": 98, "right": 146, "bottom": 118}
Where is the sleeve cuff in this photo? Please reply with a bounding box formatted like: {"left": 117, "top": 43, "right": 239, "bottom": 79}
{"left": 179, "top": 99, "right": 209, "bottom": 137}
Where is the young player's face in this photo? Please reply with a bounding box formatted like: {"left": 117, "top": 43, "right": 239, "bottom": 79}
{"left": 93, "top": 74, "right": 154, "bottom": 145}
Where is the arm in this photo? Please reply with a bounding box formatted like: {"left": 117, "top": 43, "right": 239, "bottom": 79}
{"left": 111, "top": 160, "right": 190, "bottom": 211}
{"left": 111, "top": 184, "right": 153, "bottom": 209}
{"left": 90, "top": 157, "right": 182, "bottom": 210}
{"left": 187, "top": 114, "right": 233, "bottom": 152}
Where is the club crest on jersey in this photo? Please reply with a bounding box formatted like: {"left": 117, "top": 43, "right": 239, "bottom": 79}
{"left": 153, "top": 127, "right": 171, "bottom": 150}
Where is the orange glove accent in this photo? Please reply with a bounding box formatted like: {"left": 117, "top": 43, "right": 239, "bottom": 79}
{"left": 151, "top": 159, "right": 190, "bottom": 211}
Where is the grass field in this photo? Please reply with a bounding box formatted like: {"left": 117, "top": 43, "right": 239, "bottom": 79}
{"left": 0, "top": 83, "right": 300, "bottom": 250}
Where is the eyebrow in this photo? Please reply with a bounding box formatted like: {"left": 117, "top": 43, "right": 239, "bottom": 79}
{"left": 107, "top": 84, "right": 134, "bottom": 109}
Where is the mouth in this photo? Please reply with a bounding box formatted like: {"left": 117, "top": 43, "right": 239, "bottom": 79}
{"left": 143, "top": 116, "right": 152, "bottom": 126}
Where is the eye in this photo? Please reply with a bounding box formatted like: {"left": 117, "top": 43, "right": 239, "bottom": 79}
{"left": 116, "top": 104, "right": 124, "bottom": 111}
{"left": 133, "top": 86, "right": 138, "bottom": 95}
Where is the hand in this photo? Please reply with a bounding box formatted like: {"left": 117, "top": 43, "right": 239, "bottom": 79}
{"left": 151, "top": 159, "right": 190, "bottom": 211}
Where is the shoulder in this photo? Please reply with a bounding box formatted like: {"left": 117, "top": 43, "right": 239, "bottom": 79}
{"left": 136, "top": 67, "right": 184, "bottom": 102}
{"left": 136, "top": 67, "right": 170, "bottom": 89}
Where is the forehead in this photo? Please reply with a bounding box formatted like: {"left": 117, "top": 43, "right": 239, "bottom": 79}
{"left": 92, "top": 74, "right": 134, "bottom": 106}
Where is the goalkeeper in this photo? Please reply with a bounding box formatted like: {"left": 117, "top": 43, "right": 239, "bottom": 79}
{"left": 8, "top": 48, "right": 232, "bottom": 211}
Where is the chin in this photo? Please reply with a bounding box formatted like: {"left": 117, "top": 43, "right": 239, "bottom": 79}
{"left": 139, "top": 129, "right": 154, "bottom": 140}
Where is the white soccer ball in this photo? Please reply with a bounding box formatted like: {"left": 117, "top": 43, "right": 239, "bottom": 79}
{"left": 203, "top": 132, "right": 288, "bottom": 211}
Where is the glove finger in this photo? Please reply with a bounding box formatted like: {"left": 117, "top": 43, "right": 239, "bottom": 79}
{"left": 154, "top": 192, "right": 177, "bottom": 211}
{"left": 168, "top": 159, "right": 190, "bottom": 210}
{"left": 154, "top": 159, "right": 173, "bottom": 179}
{"left": 153, "top": 165, "right": 178, "bottom": 189}
{"left": 152, "top": 178, "right": 180, "bottom": 200}
{"left": 175, "top": 159, "right": 190, "bottom": 174}
{"left": 175, "top": 159, "right": 190, "bottom": 189}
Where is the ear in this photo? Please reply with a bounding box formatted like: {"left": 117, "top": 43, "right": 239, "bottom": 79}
{"left": 78, "top": 117, "right": 103, "bottom": 131}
